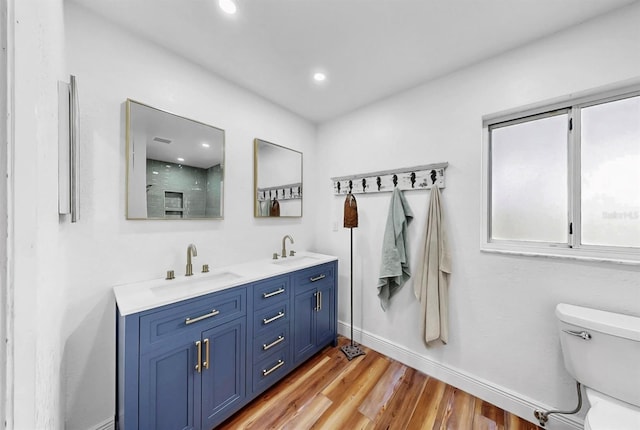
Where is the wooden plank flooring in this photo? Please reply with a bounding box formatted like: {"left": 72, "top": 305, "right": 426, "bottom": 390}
{"left": 218, "top": 337, "right": 541, "bottom": 430}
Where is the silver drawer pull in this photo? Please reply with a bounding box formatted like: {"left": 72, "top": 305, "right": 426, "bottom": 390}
{"left": 185, "top": 309, "right": 220, "bottom": 325}
{"left": 263, "top": 287, "right": 285, "bottom": 299}
{"left": 263, "top": 311, "right": 285, "bottom": 325}
{"left": 310, "top": 274, "right": 326, "bottom": 282}
{"left": 262, "top": 360, "right": 284, "bottom": 377}
{"left": 263, "top": 335, "right": 285, "bottom": 351}
{"left": 563, "top": 329, "right": 592, "bottom": 340}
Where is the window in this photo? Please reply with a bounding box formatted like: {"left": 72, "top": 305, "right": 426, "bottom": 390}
{"left": 482, "top": 86, "right": 640, "bottom": 263}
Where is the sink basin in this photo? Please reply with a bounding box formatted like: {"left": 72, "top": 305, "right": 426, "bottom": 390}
{"left": 272, "top": 255, "right": 320, "bottom": 267}
{"left": 150, "top": 271, "right": 243, "bottom": 296}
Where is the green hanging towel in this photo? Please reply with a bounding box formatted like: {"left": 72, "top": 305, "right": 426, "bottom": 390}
{"left": 377, "top": 188, "right": 413, "bottom": 311}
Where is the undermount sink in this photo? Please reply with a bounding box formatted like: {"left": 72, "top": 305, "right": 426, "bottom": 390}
{"left": 272, "top": 255, "right": 320, "bottom": 267}
{"left": 150, "top": 271, "right": 243, "bottom": 296}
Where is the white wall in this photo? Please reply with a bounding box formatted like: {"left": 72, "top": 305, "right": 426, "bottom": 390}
{"left": 0, "top": 0, "right": 9, "bottom": 426}
{"left": 11, "top": 1, "right": 67, "bottom": 429}
{"left": 315, "top": 3, "right": 640, "bottom": 428}
{"left": 11, "top": 2, "right": 317, "bottom": 429}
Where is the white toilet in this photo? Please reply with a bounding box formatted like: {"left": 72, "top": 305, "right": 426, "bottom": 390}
{"left": 556, "top": 303, "right": 640, "bottom": 430}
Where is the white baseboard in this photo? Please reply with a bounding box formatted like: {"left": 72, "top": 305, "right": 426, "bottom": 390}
{"left": 91, "top": 417, "right": 115, "bottom": 430}
{"left": 338, "top": 320, "right": 583, "bottom": 430}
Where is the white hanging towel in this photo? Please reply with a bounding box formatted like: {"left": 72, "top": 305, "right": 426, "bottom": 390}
{"left": 414, "top": 186, "right": 451, "bottom": 344}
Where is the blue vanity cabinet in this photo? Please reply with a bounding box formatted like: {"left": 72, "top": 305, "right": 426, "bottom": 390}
{"left": 292, "top": 262, "right": 337, "bottom": 366}
{"left": 118, "top": 286, "right": 247, "bottom": 430}
{"left": 138, "top": 333, "right": 200, "bottom": 430}
{"left": 116, "top": 258, "right": 337, "bottom": 430}
{"left": 249, "top": 275, "right": 293, "bottom": 395}
{"left": 200, "top": 318, "right": 246, "bottom": 429}
{"left": 137, "top": 320, "right": 246, "bottom": 430}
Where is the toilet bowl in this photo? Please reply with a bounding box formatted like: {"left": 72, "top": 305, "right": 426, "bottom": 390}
{"left": 556, "top": 303, "right": 640, "bottom": 430}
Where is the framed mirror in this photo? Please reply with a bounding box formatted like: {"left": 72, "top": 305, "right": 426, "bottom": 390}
{"left": 254, "top": 139, "right": 302, "bottom": 217}
{"left": 126, "top": 99, "right": 224, "bottom": 219}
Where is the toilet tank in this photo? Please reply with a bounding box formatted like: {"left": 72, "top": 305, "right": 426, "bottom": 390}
{"left": 556, "top": 303, "right": 640, "bottom": 408}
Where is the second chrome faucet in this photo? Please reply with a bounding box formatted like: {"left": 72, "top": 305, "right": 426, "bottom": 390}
{"left": 186, "top": 243, "right": 198, "bottom": 276}
{"left": 281, "top": 235, "right": 294, "bottom": 258}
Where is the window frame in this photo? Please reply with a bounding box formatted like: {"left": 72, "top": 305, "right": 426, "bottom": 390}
{"left": 481, "top": 84, "right": 640, "bottom": 265}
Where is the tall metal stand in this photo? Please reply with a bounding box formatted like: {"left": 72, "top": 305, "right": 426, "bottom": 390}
{"left": 341, "top": 228, "right": 365, "bottom": 360}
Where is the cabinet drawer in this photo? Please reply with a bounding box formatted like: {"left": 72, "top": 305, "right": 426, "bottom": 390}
{"left": 252, "top": 325, "right": 290, "bottom": 364}
{"left": 253, "top": 302, "right": 289, "bottom": 337}
{"left": 140, "top": 287, "right": 246, "bottom": 350}
{"left": 252, "top": 350, "right": 290, "bottom": 393}
{"left": 292, "top": 262, "right": 335, "bottom": 292}
{"left": 252, "top": 275, "right": 290, "bottom": 310}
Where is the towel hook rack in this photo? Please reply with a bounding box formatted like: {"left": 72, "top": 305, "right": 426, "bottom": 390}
{"left": 256, "top": 182, "right": 302, "bottom": 201}
{"left": 331, "top": 162, "right": 448, "bottom": 195}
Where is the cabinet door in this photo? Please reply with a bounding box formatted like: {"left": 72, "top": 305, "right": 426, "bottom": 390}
{"left": 315, "top": 282, "right": 335, "bottom": 348}
{"left": 200, "top": 318, "right": 246, "bottom": 429}
{"left": 293, "top": 288, "right": 316, "bottom": 365}
{"left": 139, "top": 338, "right": 200, "bottom": 430}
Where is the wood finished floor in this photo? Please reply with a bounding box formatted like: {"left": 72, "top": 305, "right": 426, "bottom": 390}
{"left": 218, "top": 337, "right": 541, "bottom": 430}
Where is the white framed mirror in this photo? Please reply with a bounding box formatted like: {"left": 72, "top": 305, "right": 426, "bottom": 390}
{"left": 126, "top": 99, "right": 225, "bottom": 219}
{"left": 254, "top": 138, "right": 302, "bottom": 218}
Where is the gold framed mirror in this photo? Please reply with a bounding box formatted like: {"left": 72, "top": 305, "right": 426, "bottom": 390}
{"left": 126, "top": 99, "right": 225, "bottom": 219}
{"left": 254, "top": 138, "right": 302, "bottom": 217}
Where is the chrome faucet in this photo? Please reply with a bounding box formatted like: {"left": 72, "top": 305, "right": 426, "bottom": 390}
{"left": 281, "top": 235, "right": 294, "bottom": 258}
{"left": 186, "top": 243, "right": 198, "bottom": 276}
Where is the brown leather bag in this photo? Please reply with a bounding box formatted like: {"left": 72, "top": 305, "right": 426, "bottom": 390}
{"left": 343, "top": 193, "right": 358, "bottom": 228}
{"left": 270, "top": 199, "right": 280, "bottom": 217}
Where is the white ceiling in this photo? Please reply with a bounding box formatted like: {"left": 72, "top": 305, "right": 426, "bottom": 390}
{"left": 71, "top": 0, "right": 637, "bottom": 123}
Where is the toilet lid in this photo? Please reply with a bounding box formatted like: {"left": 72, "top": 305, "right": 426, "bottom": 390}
{"left": 585, "top": 398, "right": 640, "bottom": 430}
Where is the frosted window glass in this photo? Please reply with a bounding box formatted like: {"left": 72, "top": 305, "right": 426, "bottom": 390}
{"left": 491, "top": 114, "right": 568, "bottom": 242}
{"left": 581, "top": 96, "right": 640, "bottom": 248}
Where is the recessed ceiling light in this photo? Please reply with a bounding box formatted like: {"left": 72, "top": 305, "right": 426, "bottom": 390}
{"left": 152, "top": 171, "right": 159, "bottom": 175}
{"left": 202, "top": 143, "right": 210, "bottom": 148}
{"left": 313, "top": 72, "right": 327, "bottom": 83}
{"left": 219, "top": 0, "right": 237, "bottom": 14}
{"left": 177, "top": 157, "right": 185, "bottom": 162}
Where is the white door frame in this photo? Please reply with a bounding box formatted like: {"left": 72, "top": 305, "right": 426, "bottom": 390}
{"left": 1, "top": 0, "right": 15, "bottom": 427}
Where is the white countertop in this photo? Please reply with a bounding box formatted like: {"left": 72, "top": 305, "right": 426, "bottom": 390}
{"left": 113, "top": 251, "right": 338, "bottom": 316}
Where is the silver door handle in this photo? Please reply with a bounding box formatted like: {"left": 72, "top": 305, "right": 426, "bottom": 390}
{"left": 185, "top": 309, "right": 220, "bottom": 325}
{"left": 263, "top": 311, "right": 285, "bottom": 325}
{"left": 263, "top": 335, "right": 285, "bottom": 351}
{"left": 310, "top": 274, "right": 325, "bottom": 282}
{"left": 263, "top": 287, "right": 285, "bottom": 298}
{"left": 262, "top": 360, "right": 284, "bottom": 377}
